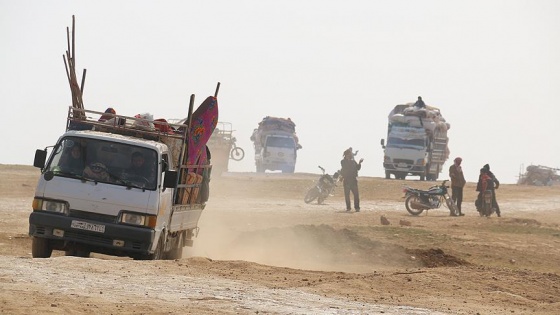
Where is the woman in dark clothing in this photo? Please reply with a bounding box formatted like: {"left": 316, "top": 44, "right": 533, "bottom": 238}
{"left": 340, "top": 148, "right": 363, "bottom": 212}
{"left": 477, "top": 164, "right": 501, "bottom": 217}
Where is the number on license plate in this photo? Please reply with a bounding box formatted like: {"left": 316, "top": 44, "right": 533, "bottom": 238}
{"left": 70, "top": 220, "right": 106, "bottom": 233}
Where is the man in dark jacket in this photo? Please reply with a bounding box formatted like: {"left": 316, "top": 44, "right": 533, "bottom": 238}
{"left": 449, "top": 157, "right": 466, "bottom": 216}
{"left": 340, "top": 148, "right": 363, "bottom": 212}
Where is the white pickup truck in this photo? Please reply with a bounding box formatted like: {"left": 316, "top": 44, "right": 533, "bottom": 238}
{"left": 30, "top": 104, "right": 214, "bottom": 260}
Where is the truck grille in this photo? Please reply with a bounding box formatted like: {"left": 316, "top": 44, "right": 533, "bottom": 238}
{"left": 69, "top": 210, "right": 117, "bottom": 224}
{"left": 394, "top": 159, "right": 413, "bottom": 165}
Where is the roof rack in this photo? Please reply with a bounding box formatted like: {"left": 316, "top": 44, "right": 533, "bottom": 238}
{"left": 66, "top": 107, "right": 187, "bottom": 142}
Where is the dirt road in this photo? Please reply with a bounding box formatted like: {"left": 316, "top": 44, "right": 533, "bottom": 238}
{"left": 1, "top": 165, "right": 559, "bottom": 314}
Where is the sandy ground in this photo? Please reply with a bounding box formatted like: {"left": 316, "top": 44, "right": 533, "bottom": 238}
{"left": 1, "top": 164, "right": 559, "bottom": 314}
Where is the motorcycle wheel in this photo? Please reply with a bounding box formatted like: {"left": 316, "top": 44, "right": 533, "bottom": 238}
{"left": 404, "top": 195, "right": 424, "bottom": 216}
{"left": 230, "top": 146, "right": 245, "bottom": 161}
{"left": 482, "top": 191, "right": 493, "bottom": 217}
{"left": 304, "top": 187, "right": 319, "bottom": 204}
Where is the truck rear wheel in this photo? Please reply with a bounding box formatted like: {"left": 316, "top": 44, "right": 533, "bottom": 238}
{"left": 282, "top": 166, "right": 295, "bottom": 173}
{"left": 32, "top": 237, "right": 53, "bottom": 258}
{"left": 165, "top": 246, "right": 183, "bottom": 260}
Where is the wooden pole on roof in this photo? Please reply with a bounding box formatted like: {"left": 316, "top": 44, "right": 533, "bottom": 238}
{"left": 71, "top": 15, "right": 75, "bottom": 70}
{"left": 214, "top": 82, "right": 220, "bottom": 98}
{"left": 80, "top": 69, "right": 87, "bottom": 96}
{"left": 63, "top": 15, "right": 86, "bottom": 119}
{"left": 174, "top": 94, "right": 196, "bottom": 204}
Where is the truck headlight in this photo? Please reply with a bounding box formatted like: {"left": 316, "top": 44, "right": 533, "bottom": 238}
{"left": 32, "top": 198, "right": 69, "bottom": 215}
{"left": 118, "top": 211, "right": 157, "bottom": 228}
{"left": 384, "top": 156, "right": 391, "bottom": 162}
{"left": 416, "top": 158, "right": 426, "bottom": 166}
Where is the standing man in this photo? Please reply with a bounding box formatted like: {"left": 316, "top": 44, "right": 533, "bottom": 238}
{"left": 449, "top": 157, "right": 466, "bottom": 216}
{"left": 341, "top": 148, "right": 364, "bottom": 212}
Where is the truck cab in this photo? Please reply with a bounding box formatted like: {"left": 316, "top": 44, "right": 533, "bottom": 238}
{"left": 29, "top": 107, "right": 213, "bottom": 260}
{"left": 256, "top": 134, "right": 298, "bottom": 173}
{"left": 381, "top": 126, "right": 429, "bottom": 180}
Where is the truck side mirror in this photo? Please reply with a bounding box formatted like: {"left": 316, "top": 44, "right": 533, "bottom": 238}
{"left": 33, "top": 149, "right": 47, "bottom": 169}
{"left": 380, "top": 139, "right": 385, "bottom": 148}
{"left": 163, "top": 170, "right": 177, "bottom": 189}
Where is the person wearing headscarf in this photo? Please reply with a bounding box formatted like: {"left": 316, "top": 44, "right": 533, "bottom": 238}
{"left": 98, "top": 107, "right": 116, "bottom": 122}
{"left": 476, "top": 164, "right": 501, "bottom": 217}
{"left": 340, "top": 148, "right": 364, "bottom": 212}
{"left": 448, "top": 157, "right": 466, "bottom": 216}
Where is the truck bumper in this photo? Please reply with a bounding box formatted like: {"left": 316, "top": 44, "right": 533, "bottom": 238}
{"left": 29, "top": 211, "right": 154, "bottom": 256}
{"left": 383, "top": 163, "right": 426, "bottom": 175}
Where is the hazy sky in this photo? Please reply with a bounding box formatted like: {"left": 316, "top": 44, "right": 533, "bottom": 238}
{"left": 1, "top": 0, "right": 559, "bottom": 184}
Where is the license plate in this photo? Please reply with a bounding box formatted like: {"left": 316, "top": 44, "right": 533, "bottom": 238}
{"left": 71, "top": 220, "right": 106, "bottom": 233}
{"left": 397, "top": 163, "right": 408, "bottom": 168}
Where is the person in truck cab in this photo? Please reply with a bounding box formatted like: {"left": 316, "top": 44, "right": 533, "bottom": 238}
{"left": 127, "top": 151, "right": 154, "bottom": 181}
{"left": 60, "top": 143, "right": 85, "bottom": 174}
{"left": 83, "top": 162, "right": 110, "bottom": 181}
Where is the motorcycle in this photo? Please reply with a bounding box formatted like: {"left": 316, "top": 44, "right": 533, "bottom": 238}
{"left": 304, "top": 166, "right": 341, "bottom": 204}
{"left": 477, "top": 190, "right": 495, "bottom": 217}
{"left": 403, "top": 180, "right": 460, "bottom": 216}
{"left": 229, "top": 136, "right": 245, "bottom": 161}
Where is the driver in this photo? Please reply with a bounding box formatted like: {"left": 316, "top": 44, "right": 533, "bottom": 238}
{"left": 127, "top": 151, "right": 154, "bottom": 181}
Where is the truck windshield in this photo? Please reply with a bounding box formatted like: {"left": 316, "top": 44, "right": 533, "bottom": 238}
{"left": 387, "top": 137, "right": 426, "bottom": 148}
{"left": 266, "top": 137, "right": 296, "bottom": 148}
{"left": 46, "top": 136, "right": 158, "bottom": 190}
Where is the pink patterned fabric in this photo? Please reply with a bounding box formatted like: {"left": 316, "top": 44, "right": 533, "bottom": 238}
{"left": 187, "top": 96, "right": 219, "bottom": 169}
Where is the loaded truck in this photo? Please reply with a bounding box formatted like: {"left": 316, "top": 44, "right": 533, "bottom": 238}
{"left": 380, "top": 102, "right": 450, "bottom": 181}
{"left": 28, "top": 16, "right": 217, "bottom": 260}
{"left": 30, "top": 99, "right": 217, "bottom": 260}
{"left": 250, "top": 116, "right": 302, "bottom": 173}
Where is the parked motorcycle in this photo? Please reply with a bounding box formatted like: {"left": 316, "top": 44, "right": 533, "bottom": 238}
{"left": 403, "top": 180, "right": 459, "bottom": 216}
{"left": 304, "top": 166, "right": 341, "bottom": 204}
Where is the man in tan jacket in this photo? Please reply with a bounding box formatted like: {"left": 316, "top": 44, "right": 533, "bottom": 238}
{"left": 449, "top": 157, "right": 466, "bottom": 216}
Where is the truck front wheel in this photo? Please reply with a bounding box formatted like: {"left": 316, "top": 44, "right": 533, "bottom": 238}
{"left": 65, "top": 248, "right": 91, "bottom": 258}
{"left": 32, "top": 237, "right": 53, "bottom": 258}
{"left": 136, "top": 235, "right": 165, "bottom": 260}
{"left": 385, "top": 171, "right": 391, "bottom": 179}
